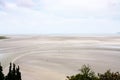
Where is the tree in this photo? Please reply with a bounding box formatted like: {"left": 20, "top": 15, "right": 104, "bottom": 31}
{"left": 5, "top": 63, "right": 22, "bottom": 80}
{"left": 5, "top": 63, "right": 13, "bottom": 80}
{"left": 98, "top": 70, "right": 120, "bottom": 80}
{"left": 0, "top": 63, "right": 4, "bottom": 80}
{"left": 12, "top": 63, "right": 16, "bottom": 80}
{"left": 66, "top": 65, "right": 98, "bottom": 80}
{"left": 16, "top": 66, "right": 22, "bottom": 80}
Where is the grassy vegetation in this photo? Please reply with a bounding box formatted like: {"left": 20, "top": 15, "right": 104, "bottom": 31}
{"left": 66, "top": 65, "right": 120, "bottom": 80}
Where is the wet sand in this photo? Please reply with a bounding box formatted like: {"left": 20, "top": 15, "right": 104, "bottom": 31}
{"left": 0, "top": 35, "right": 120, "bottom": 80}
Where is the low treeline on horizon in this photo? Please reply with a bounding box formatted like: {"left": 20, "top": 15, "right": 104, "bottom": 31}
{"left": 0, "top": 36, "right": 8, "bottom": 39}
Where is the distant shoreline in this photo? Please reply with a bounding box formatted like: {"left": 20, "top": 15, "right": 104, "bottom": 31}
{"left": 0, "top": 33, "right": 120, "bottom": 37}
{"left": 0, "top": 36, "right": 8, "bottom": 39}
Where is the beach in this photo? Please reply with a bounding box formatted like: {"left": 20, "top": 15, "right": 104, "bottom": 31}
{"left": 0, "top": 35, "right": 120, "bottom": 80}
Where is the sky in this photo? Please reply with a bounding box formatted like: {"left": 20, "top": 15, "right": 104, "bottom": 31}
{"left": 0, "top": 0, "right": 120, "bottom": 35}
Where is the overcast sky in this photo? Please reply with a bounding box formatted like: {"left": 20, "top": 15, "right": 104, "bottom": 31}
{"left": 0, "top": 0, "right": 120, "bottom": 34}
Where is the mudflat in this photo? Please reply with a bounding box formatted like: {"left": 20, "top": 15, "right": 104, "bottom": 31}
{"left": 0, "top": 35, "right": 120, "bottom": 80}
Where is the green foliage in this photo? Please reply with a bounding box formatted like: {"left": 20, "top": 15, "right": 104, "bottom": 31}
{"left": 98, "top": 70, "right": 120, "bottom": 80}
{"left": 66, "top": 65, "right": 98, "bottom": 80}
{"left": 0, "top": 63, "right": 4, "bottom": 80}
{"left": 66, "top": 65, "right": 120, "bottom": 80}
{"left": 0, "top": 63, "right": 22, "bottom": 80}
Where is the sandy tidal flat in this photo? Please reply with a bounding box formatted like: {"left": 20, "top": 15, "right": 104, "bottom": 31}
{"left": 0, "top": 35, "right": 120, "bottom": 80}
